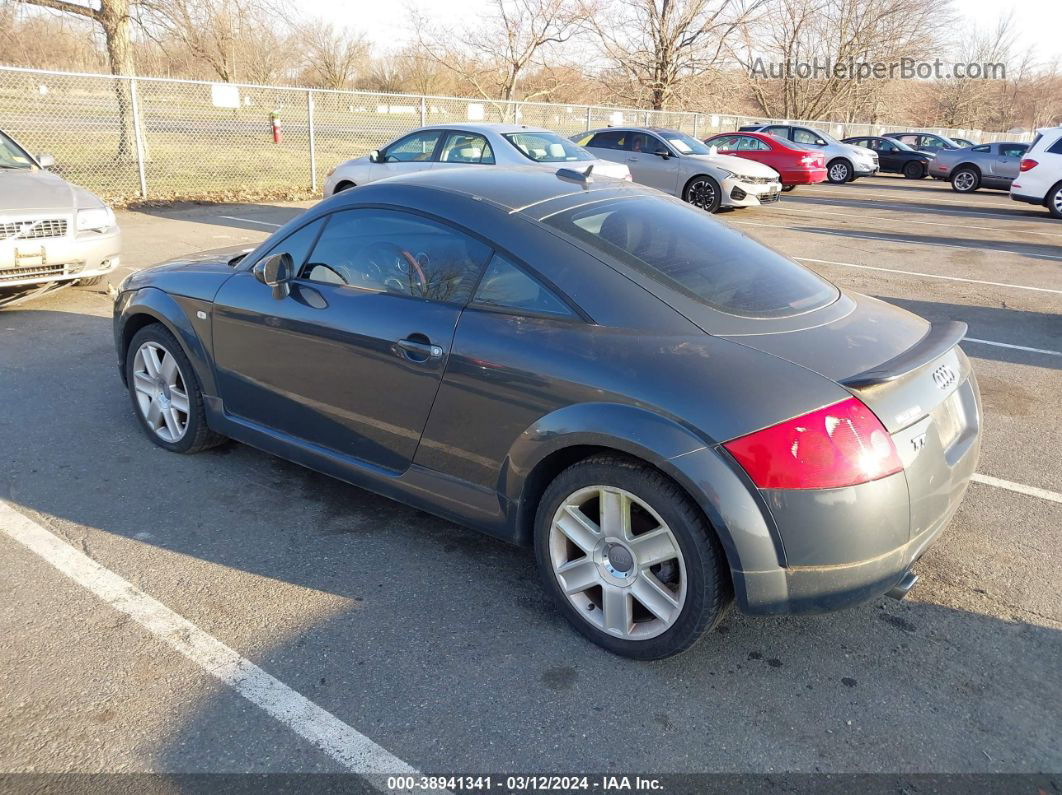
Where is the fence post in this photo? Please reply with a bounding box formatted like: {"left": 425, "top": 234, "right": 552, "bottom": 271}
{"left": 585, "top": 105, "right": 592, "bottom": 130}
{"left": 692, "top": 114, "right": 699, "bottom": 139}
{"left": 419, "top": 95, "right": 426, "bottom": 126}
{"left": 307, "top": 89, "right": 317, "bottom": 193}
{"left": 129, "top": 78, "right": 148, "bottom": 200}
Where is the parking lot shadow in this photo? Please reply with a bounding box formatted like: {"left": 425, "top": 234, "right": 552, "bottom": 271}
{"left": 877, "top": 296, "right": 1061, "bottom": 370}
{"left": 794, "top": 225, "right": 1062, "bottom": 263}
{"left": 130, "top": 202, "right": 312, "bottom": 233}
{"left": 3, "top": 306, "right": 1060, "bottom": 773}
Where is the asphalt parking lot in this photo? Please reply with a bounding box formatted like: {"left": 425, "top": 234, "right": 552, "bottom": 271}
{"left": 1, "top": 175, "right": 1059, "bottom": 779}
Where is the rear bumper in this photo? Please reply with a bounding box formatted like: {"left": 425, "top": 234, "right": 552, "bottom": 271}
{"left": 0, "top": 228, "right": 121, "bottom": 288}
{"left": 1010, "top": 190, "right": 1044, "bottom": 205}
{"left": 780, "top": 168, "right": 827, "bottom": 185}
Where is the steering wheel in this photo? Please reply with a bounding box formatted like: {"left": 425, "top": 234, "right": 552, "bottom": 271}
{"left": 360, "top": 241, "right": 427, "bottom": 295}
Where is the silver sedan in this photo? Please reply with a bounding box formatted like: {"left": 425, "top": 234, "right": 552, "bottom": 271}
{"left": 928, "top": 141, "right": 1029, "bottom": 193}
{"left": 574, "top": 127, "right": 782, "bottom": 213}
{"left": 323, "top": 123, "right": 631, "bottom": 196}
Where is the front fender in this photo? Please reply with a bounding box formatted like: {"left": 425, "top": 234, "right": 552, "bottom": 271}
{"left": 502, "top": 402, "right": 784, "bottom": 582}
{"left": 114, "top": 286, "right": 217, "bottom": 396}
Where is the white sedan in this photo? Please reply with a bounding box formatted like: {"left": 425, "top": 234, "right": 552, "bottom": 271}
{"left": 323, "top": 123, "right": 631, "bottom": 196}
{"left": 574, "top": 127, "right": 782, "bottom": 213}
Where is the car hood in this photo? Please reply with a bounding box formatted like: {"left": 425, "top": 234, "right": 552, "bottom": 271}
{"left": 0, "top": 169, "right": 93, "bottom": 212}
{"left": 687, "top": 153, "right": 779, "bottom": 178}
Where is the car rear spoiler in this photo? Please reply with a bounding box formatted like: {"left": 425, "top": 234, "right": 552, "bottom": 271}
{"left": 841, "top": 321, "right": 967, "bottom": 390}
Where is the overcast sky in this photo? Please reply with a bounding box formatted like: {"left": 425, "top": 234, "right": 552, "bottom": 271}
{"left": 296, "top": 0, "right": 1062, "bottom": 65}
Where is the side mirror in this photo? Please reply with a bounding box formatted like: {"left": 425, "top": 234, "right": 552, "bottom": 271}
{"left": 369, "top": 149, "right": 381, "bottom": 163}
{"left": 708, "top": 145, "right": 719, "bottom": 156}
{"left": 815, "top": 139, "right": 827, "bottom": 146}
{"left": 253, "top": 252, "right": 294, "bottom": 299}
{"left": 653, "top": 149, "right": 670, "bottom": 159}
{"left": 36, "top": 153, "right": 55, "bottom": 168}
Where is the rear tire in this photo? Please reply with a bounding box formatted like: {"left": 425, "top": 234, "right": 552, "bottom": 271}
{"left": 781, "top": 184, "right": 796, "bottom": 192}
{"left": 534, "top": 455, "right": 731, "bottom": 660}
{"left": 125, "top": 324, "right": 225, "bottom": 454}
{"left": 951, "top": 167, "right": 980, "bottom": 193}
{"left": 682, "top": 175, "right": 722, "bottom": 213}
{"left": 1047, "top": 183, "right": 1062, "bottom": 219}
{"left": 903, "top": 161, "right": 926, "bottom": 179}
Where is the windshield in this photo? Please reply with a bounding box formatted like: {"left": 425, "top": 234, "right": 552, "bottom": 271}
{"left": 661, "top": 132, "right": 711, "bottom": 155}
{"left": 546, "top": 196, "right": 838, "bottom": 319}
{"left": 0, "top": 131, "right": 34, "bottom": 169}
{"left": 503, "top": 131, "right": 593, "bottom": 163}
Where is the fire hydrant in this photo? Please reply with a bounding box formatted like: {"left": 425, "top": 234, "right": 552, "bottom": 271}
{"left": 270, "top": 109, "right": 282, "bottom": 144}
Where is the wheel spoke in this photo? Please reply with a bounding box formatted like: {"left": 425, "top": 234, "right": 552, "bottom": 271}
{"left": 133, "top": 371, "right": 155, "bottom": 396}
{"left": 160, "top": 351, "right": 178, "bottom": 384}
{"left": 631, "top": 573, "right": 680, "bottom": 624}
{"left": 139, "top": 345, "right": 160, "bottom": 378}
{"left": 630, "top": 526, "right": 679, "bottom": 568}
{"left": 145, "top": 399, "right": 162, "bottom": 429}
{"left": 599, "top": 489, "right": 630, "bottom": 540}
{"left": 555, "top": 558, "right": 599, "bottom": 595}
{"left": 169, "top": 388, "right": 190, "bottom": 414}
{"left": 601, "top": 584, "right": 632, "bottom": 637}
{"left": 556, "top": 506, "right": 600, "bottom": 554}
{"left": 163, "top": 407, "right": 182, "bottom": 439}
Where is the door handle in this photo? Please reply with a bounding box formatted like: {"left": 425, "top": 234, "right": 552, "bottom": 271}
{"left": 396, "top": 337, "right": 444, "bottom": 362}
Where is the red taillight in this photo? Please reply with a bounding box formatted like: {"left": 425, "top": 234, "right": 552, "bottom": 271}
{"left": 1019, "top": 158, "right": 1038, "bottom": 172}
{"left": 723, "top": 398, "right": 902, "bottom": 490}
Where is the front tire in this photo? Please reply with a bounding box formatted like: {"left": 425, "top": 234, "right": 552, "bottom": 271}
{"left": 781, "top": 184, "right": 796, "bottom": 192}
{"left": 125, "top": 324, "right": 224, "bottom": 454}
{"left": 682, "top": 175, "right": 722, "bottom": 213}
{"left": 827, "top": 159, "right": 852, "bottom": 183}
{"left": 951, "top": 167, "right": 980, "bottom": 193}
{"left": 77, "top": 275, "right": 105, "bottom": 287}
{"left": 534, "top": 455, "right": 731, "bottom": 660}
{"left": 903, "top": 161, "right": 926, "bottom": 179}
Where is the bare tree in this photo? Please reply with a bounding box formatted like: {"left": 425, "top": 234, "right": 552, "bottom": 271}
{"left": 295, "top": 19, "right": 369, "bottom": 90}
{"left": 587, "top": 0, "right": 765, "bottom": 110}
{"left": 414, "top": 0, "right": 588, "bottom": 106}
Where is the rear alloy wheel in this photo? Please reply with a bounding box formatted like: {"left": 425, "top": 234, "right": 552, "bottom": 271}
{"left": 683, "top": 176, "right": 722, "bottom": 213}
{"left": 126, "top": 324, "right": 224, "bottom": 454}
{"left": 903, "top": 161, "right": 926, "bottom": 179}
{"left": 951, "top": 168, "right": 980, "bottom": 193}
{"left": 535, "top": 456, "right": 730, "bottom": 659}
{"left": 827, "top": 159, "right": 852, "bottom": 183}
{"left": 1048, "top": 184, "right": 1062, "bottom": 220}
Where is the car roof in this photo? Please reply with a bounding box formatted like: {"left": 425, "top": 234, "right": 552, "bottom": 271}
{"left": 330, "top": 165, "right": 650, "bottom": 220}
{"left": 412, "top": 122, "right": 552, "bottom": 135}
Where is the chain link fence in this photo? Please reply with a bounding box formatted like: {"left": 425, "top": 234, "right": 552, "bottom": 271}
{"left": 0, "top": 65, "right": 1033, "bottom": 205}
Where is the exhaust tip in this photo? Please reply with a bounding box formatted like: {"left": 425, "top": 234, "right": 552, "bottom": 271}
{"left": 886, "top": 570, "right": 919, "bottom": 601}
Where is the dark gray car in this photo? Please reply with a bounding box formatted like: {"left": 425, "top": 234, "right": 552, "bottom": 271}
{"left": 928, "top": 141, "right": 1029, "bottom": 192}
{"left": 112, "top": 167, "right": 981, "bottom": 659}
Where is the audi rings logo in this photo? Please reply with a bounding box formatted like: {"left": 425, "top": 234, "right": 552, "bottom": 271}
{"left": 932, "top": 364, "right": 957, "bottom": 391}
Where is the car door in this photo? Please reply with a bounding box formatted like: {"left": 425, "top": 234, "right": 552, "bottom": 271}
{"left": 370, "top": 129, "right": 445, "bottom": 182}
{"left": 994, "top": 144, "right": 1027, "bottom": 184}
{"left": 623, "top": 131, "right": 680, "bottom": 192}
{"left": 210, "top": 207, "right": 492, "bottom": 472}
{"left": 874, "top": 139, "right": 902, "bottom": 171}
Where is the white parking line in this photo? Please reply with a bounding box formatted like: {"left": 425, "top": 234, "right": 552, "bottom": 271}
{"left": 794, "top": 256, "right": 1062, "bottom": 295}
{"left": 219, "top": 216, "right": 282, "bottom": 227}
{"left": 730, "top": 220, "right": 1062, "bottom": 262}
{"left": 770, "top": 205, "right": 1062, "bottom": 239}
{"left": 808, "top": 185, "right": 1020, "bottom": 208}
{"left": 964, "top": 338, "right": 1062, "bottom": 357}
{"left": 0, "top": 501, "right": 421, "bottom": 782}
{"left": 970, "top": 474, "right": 1062, "bottom": 505}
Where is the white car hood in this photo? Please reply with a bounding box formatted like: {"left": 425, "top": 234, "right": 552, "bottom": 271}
{"left": 687, "top": 153, "right": 779, "bottom": 179}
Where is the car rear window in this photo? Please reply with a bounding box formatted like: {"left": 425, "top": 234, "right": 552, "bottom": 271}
{"left": 545, "top": 196, "right": 839, "bottom": 319}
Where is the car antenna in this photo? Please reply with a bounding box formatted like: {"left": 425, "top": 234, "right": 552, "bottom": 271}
{"left": 556, "top": 164, "right": 594, "bottom": 186}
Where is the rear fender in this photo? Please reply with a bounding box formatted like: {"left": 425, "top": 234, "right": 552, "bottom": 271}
{"left": 502, "top": 402, "right": 784, "bottom": 581}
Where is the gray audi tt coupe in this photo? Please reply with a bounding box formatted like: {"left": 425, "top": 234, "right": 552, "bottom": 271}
{"left": 112, "top": 166, "right": 981, "bottom": 659}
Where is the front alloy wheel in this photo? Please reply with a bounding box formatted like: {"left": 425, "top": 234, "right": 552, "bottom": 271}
{"left": 132, "top": 341, "right": 190, "bottom": 443}
{"left": 827, "top": 160, "right": 852, "bottom": 183}
{"left": 1048, "top": 184, "right": 1062, "bottom": 219}
{"left": 684, "top": 176, "right": 721, "bottom": 213}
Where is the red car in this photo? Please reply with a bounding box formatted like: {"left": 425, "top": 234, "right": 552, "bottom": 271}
{"left": 703, "top": 132, "right": 827, "bottom": 190}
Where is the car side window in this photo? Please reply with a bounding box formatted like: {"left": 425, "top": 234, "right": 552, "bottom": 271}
{"left": 587, "top": 130, "right": 627, "bottom": 150}
{"left": 472, "top": 254, "right": 573, "bottom": 318}
{"left": 763, "top": 125, "right": 789, "bottom": 138}
{"left": 876, "top": 140, "right": 896, "bottom": 152}
{"left": 300, "top": 209, "right": 492, "bottom": 304}
{"left": 1048, "top": 137, "right": 1062, "bottom": 155}
{"left": 792, "top": 128, "right": 823, "bottom": 145}
{"left": 999, "top": 144, "right": 1026, "bottom": 158}
{"left": 709, "top": 135, "right": 737, "bottom": 150}
{"left": 380, "top": 130, "right": 442, "bottom": 163}
{"left": 737, "top": 136, "right": 768, "bottom": 152}
{"left": 253, "top": 217, "right": 326, "bottom": 273}
{"left": 439, "top": 132, "right": 495, "bottom": 164}
{"left": 972, "top": 145, "right": 991, "bottom": 153}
